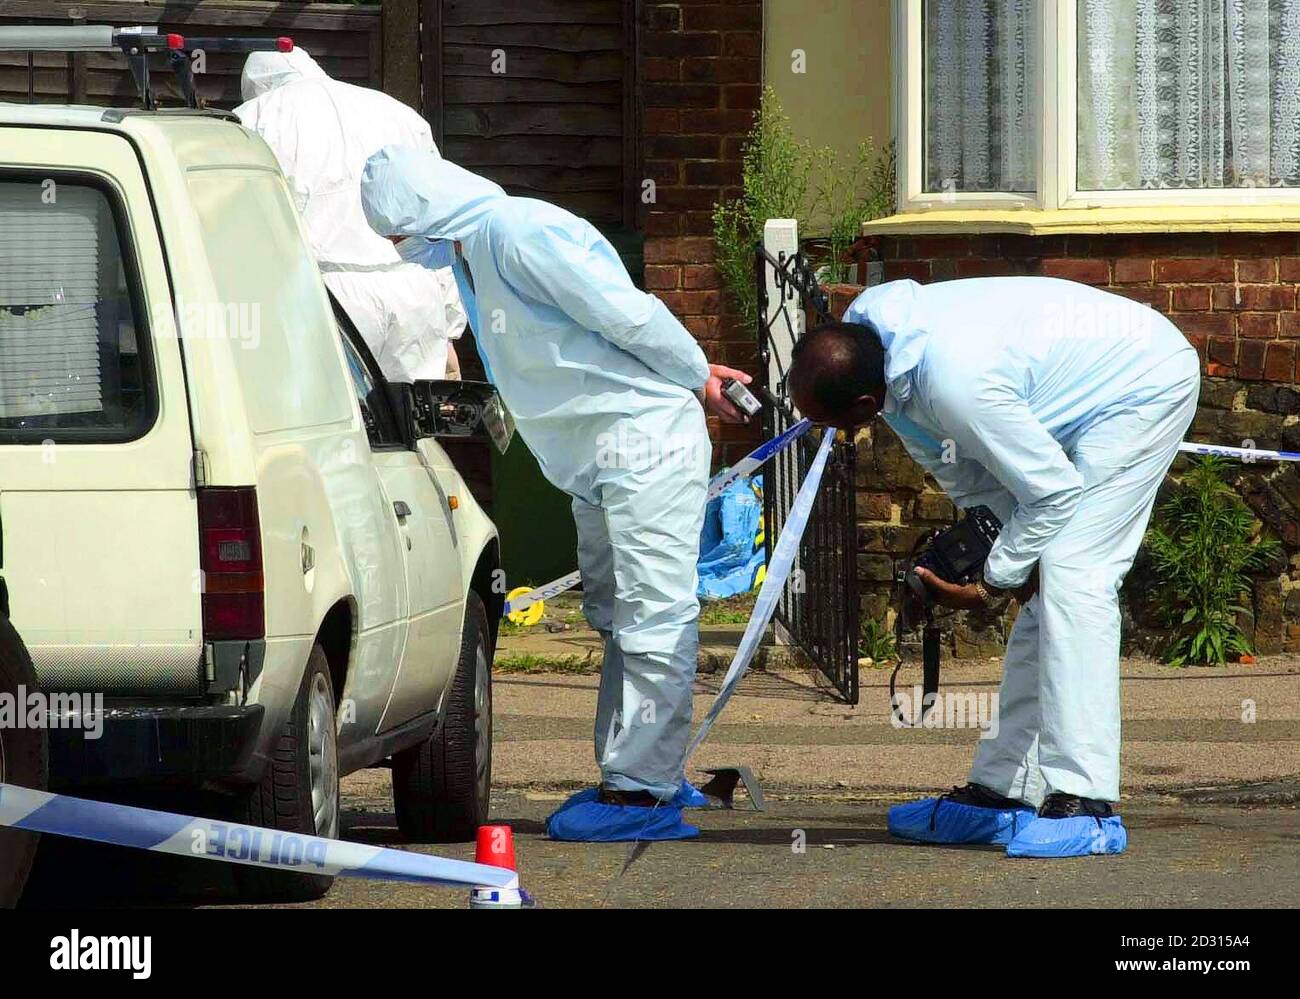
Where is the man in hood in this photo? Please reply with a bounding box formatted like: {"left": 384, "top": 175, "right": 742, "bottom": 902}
{"left": 235, "top": 49, "right": 464, "bottom": 381}
{"left": 360, "top": 147, "right": 754, "bottom": 841}
{"left": 788, "top": 276, "right": 1200, "bottom": 858}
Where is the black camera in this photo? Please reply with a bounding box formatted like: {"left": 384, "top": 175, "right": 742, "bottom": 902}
{"left": 892, "top": 506, "right": 1002, "bottom": 725}
{"left": 899, "top": 505, "right": 1002, "bottom": 624}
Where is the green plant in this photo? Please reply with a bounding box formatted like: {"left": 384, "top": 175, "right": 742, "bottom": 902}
{"left": 860, "top": 616, "right": 897, "bottom": 663}
{"left": 813, "top": 139, "right": 897, "bottom": 284}
{"left": 712, "top": 88, "right": 895, "bottom": 326}
{"left": 1144, "top": 457, "right": 1281, "bottom": 666}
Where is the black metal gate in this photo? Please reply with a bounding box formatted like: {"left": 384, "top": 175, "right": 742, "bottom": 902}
{"left": 755, "top": 247, "right": 860, "bottom": 703}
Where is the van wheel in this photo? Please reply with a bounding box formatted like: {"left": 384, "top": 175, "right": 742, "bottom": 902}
{"left": 393, "top": 592, "right": 492, "bottom": 842}
{"left": 232, "top": 645, "right": 339, "bottom": 902}
{"left": 0, "top": 615, "right": 46, "bottom": 909}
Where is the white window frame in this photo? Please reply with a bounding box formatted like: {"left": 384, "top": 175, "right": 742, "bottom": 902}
{"left": 894, "top": 0, "right": 1300, "bottom": 213}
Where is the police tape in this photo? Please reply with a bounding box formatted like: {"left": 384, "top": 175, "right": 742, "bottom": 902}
{"left": 503, "top": 418, "right": 814, "bottom": 616}
{"left": 685, "top": 429, "right": 836, "bottom": 759}
{"left": 0, "top": 782, "right": 518, "bottom": 890}
{"left": 1179, "top": 441, "right": 1300, "bottom": 462}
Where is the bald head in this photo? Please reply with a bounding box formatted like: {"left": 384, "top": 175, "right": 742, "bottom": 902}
{"left": 788, "top": 322, "right": 887, "bottom": 429}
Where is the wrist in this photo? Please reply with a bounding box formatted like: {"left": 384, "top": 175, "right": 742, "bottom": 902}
{"left": 974, "top": 579, "right": 1006, "bottom": 607}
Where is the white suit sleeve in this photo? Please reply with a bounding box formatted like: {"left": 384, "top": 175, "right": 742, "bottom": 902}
{"left": 504, "top": 228, "right": 711, "bottom": 391}
{"left": 883, "top": 413, "right": 1016, "bottom": 526}
{"left": 926, "top": 375, "right": 1084, "bottom": 589}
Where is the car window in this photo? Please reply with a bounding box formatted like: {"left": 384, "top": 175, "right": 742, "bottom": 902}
{"left": 0, "top": 177, "right": 154, "bottom": 441}
{"left": 340, "top": 332, "right": 402, "bottom": 448}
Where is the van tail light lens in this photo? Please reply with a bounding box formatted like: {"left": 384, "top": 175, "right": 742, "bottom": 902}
{"left": 198, "top": 487, "right": 264, "bottom": 640}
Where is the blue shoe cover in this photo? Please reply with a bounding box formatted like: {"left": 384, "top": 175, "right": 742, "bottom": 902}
{"left": 546, "top": 788, "right": 700, "bottom": 842}
{"left": 1006, "top": 814, "right": 1128, "bottom": 857}
{"left": 675, "top": 780, "right": 709, "bottom": 808}
{"left": 888, "top": 797, "right": 1036, "bottom": 845}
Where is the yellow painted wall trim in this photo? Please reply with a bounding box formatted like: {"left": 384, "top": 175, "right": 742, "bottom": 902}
{"left": 862, "top": 206, "right": 1300, "bottom": 237}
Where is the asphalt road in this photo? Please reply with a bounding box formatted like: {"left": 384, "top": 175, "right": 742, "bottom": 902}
{"left": 20, "top": 784, "right": 1300, "bottom": 909}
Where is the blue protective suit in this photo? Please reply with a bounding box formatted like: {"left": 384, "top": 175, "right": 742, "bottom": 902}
{"left": 361, "top": 148, "right": 711, "bottom": 802}
{"left": 847, "top": 277, "right": 1199, "bottom": 806}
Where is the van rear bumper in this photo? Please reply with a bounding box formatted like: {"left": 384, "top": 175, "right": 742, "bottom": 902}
{"left": 48, "top": 704, "right": 265, "bottom": 784}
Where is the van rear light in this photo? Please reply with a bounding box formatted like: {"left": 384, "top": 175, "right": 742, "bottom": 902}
{"left": 198, "top": 487, "right": 264, "bottom": 640}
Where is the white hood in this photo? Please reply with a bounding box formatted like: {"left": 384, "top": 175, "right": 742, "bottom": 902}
{"left": 240, "top": 48, "right": 328, "bottom": 102}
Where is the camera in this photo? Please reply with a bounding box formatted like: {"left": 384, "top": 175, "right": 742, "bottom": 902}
{"left": 721, "top": 377, "right": 763, "bottom": 418}
{"left": 891, "top": 505, "right": 1002, "bottom": 725}
{"left": 898, "top": 506, "right": 1002, "bottom": 629}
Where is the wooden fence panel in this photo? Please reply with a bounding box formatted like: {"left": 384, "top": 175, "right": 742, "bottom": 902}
{"left": 0, "top": 1, "right": 382, "bottom": 109}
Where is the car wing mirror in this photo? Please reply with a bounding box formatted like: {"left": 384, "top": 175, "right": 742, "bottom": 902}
{"left": 411, "top": 379, "right": 515, "bottom": 453}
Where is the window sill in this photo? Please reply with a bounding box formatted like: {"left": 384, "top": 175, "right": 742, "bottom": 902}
{"left": 861, "top": 205, "right": 1300, "bottom": 237}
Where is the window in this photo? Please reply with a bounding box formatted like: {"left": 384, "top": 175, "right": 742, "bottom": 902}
{"left": 896, "top": 0, "right": 1300, "bottom": 210}
{"left": 340, "top": 329, "right": 403, "bottom": 448}
{"left": 0, "top": 177, "right": 153, "bottom": 440}
{"left": 923, "top": 0, "right": 1039, "bottom": 194}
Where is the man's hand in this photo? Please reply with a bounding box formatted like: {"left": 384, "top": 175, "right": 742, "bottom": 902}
{"left": 699, "top": 364, "right": 754, "bottom": 424}
{"left": 911, "top": 567, "right": 986, "bottom": 610}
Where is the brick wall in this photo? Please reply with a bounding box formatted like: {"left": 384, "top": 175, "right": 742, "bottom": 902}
{"left": 836, "top": 231, "right": 1300, "bottom": 657}
{"left": 638, "top": 1, "right": 763, "bottom": 465}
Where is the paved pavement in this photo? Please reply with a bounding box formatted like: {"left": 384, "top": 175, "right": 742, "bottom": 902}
{"left": 21, "top": 655, "right": 1300, "bottom": 909}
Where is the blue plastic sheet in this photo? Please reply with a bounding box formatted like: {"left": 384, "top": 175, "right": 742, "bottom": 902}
{"left": 697, "top": 474, "right": 764, "bottom": 600}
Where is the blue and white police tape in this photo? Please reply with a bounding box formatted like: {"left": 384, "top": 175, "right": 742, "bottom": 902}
{"left": 503, "top": 418, "right": 814, "bottom": 616}
{"left": 0, "top": 782, "right": 518, "bottom": 890}
{"left": 1179, "top": 441, "right": 1300, "bottom": 463}
{"left": 685, "top": 428, "right": 836, "bottom": 759}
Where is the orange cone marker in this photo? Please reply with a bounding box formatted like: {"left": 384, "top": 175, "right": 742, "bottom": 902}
{"left": 469, "top": 825, "right": 526, "bottom": 909}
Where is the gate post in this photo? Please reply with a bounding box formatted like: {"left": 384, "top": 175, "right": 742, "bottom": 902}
{"left": 761, "top": 218, "right": 801, "bottom": 398}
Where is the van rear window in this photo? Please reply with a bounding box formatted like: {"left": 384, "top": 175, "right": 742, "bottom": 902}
{"left": 0, "top": 179, "right": 152, "bottom": 440}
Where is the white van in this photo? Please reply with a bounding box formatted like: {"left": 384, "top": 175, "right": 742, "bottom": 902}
{"left": 0, "top": 86, "right": 505, "bottom": 899}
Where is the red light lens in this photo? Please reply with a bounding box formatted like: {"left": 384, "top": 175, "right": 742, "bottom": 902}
{"left": 166, "top": 33, "right": 184, "bottom": 50}
{"left": 198, "top": 488, "right": 264, "bottom": 641}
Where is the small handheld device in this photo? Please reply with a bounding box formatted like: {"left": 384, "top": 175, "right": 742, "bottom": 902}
{"left": 721, "top": 377, "right": 762, "bottom": 418}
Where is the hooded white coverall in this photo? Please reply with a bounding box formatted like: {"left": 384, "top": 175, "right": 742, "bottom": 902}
{"left": 846, "top": 277, "right": 1200, "bottom": 804}
{"left": 235, "top": 49, "right": 465, "bottom": 381}
{"left": 361, "top": 148, "right": 712, "bottom": 800}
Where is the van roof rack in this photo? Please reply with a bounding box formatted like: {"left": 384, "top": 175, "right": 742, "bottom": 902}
{"left": 0, "top": 25, "right": 293, "bottom": 111}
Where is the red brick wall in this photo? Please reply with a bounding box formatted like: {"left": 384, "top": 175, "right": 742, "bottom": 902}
{"left": 638, "top": 1, "right": 763, "bottom": 464}
{"left": 871, "top": 232, "right": 1300, "bottom": 384}
{"left": 838, "top": 231, "right": 1300, "bottom": 655}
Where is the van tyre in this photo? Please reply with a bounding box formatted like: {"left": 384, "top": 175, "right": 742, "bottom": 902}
{"left": 232, "top": 645, "right": 339, "bottom": 902}
{"left": 0, "top": 615, "right": 46, "bottom": 909}
{"left": 393, "top": 592, "right": 492, "bottom": 842}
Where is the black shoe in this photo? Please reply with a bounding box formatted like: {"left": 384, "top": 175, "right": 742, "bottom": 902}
{"left": 597, "top": 787, "right": 661, "bottom": 807}
{"left": 1038, "top": 792, "right": 1114, "bottom": 819}
{"left": 941, "top": 782, "right": 1028, "bottom": 810}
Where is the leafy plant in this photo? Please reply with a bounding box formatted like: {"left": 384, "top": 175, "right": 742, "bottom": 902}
{"left": 1144, "top": 457, "right": 1281, "bottom": 666}
{"left": 860, "top": 616, "right": 897, "bottom": 663}
{"left": 712, "top": 88, "right": 894, "bottom": 326}
{"left": 813, "top": 139, "right": 897, "bottom": 284}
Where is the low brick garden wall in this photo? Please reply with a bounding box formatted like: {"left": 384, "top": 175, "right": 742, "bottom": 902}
{"left": 824, "top": 231, "right": 1300, "bottom": 658}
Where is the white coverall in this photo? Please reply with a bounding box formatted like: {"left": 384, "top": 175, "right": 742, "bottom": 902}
{"left": 235, "top": 49, "right": 465, "bottom": 382}
{"left": 846, "top": 277, "right": 1200, "bottom": 804}
{"left": 361, "top": 148, "right": 712, "bottom": 800}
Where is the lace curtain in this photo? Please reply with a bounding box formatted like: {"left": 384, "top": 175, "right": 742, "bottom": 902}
{"left": 924, "top": 0, "right": 1039, "bottom": 193}
{"left": 1080, "top": 0, "right": 1300, "bottom": 189}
